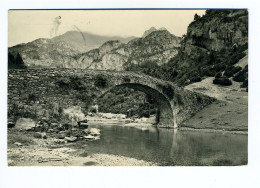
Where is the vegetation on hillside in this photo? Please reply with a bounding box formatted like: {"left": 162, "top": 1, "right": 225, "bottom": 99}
{"left": 97, "top": 87, "right": 157, "bottom": 118}
{"left": 8, "top": 52, "right": 27, "bottom": 69}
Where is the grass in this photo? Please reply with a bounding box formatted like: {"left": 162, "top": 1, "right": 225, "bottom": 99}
{"left": 8, "top": 130, "right": 36, "bottom": 148}
{"left": 184, "top": 77, "right": 248, "bottom": 131}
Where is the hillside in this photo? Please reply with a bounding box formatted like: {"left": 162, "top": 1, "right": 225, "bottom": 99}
{"left": 8, "top": 31, "right": 135, "bottom": 68}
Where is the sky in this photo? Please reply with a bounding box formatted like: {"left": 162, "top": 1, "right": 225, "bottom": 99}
{"left": 8, "top": 9, "right": 205, "bottom": 47}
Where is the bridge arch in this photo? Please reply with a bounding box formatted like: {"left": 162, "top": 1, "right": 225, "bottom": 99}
{"left": 95, "top": 82, "right": 176, "bottom": 127}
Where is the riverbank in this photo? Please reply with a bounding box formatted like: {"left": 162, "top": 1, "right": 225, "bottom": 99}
{"left": 8, "top": 129, "right": 157, "bottom": 166}
{"left": 87, "top": 113, "right": 157, "bottom": 128}
{"left": 87, "top": 111, "right": 248, "bottom": 134}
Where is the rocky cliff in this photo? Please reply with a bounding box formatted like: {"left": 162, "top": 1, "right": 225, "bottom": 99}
{"left": 183, "top": 9, "right": 248, "bottom": 53}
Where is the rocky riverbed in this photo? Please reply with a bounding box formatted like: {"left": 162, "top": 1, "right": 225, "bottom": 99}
{"left": 8, "top": 128, "right": 157, "bottom": 166}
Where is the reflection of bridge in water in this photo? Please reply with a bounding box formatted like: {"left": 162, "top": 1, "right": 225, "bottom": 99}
{"left": 8, "top": 69, "right": 214, "bottom": 127}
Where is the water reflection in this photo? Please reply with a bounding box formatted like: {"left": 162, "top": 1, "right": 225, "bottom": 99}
{"left": 73, "top": 123, "right": 247, "bottom": 166}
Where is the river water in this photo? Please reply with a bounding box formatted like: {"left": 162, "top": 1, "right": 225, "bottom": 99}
{"left": 72, "top": 122, "right": 247, "bottom": 166}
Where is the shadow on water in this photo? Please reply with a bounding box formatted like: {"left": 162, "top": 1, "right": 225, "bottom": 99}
{"left": 71, "top": 123, "right": 248, "bottom": 166}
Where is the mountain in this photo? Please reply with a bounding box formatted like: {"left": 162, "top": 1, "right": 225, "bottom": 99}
{"left": 58, "top": 29, "right": 181, "bottom": 70}
{"left": 8, "top": 31, "right": 136, "bottom": 68}
{"left": 9, "top": 28, "right": 181, "bottom": 70}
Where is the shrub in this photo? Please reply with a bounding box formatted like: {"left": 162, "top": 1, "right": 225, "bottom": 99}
{"left": 190, "top": 75, "right": 202, "bottom": 82}
{"left": 56, "top": 76, "right": 88, "bottom": 91}
{"left": 233, "top": 71, "right": 246, "bottom": 82}
{"left": 232, "top": 66, "right": 242, "bottom": 74}
{"left": 56, "top": 77, "right": 70, "bottom": 89}
{"left": 215, "top": 72, "right": 222, "bottom": 78}
{"left": 213, "top": 76, "right": 232, "bottom": 86}
{"left": 214, "top": 63, "right": 226, "bottom": 72}
{"left": 69, "top": 76, "right": 88, "bottom": 91}
{"left": 176, "top": 94, "right": 184, "bottom": 105}
{"left": 33, "top": 132, "right": 42, "bottom": 139}
{"left": 197, "top": 95, "right": 202, "bottom": 103}
{"left": 241, "top": 79, "right": 248, "bottom": 88}
{"left": 223, "top": 70, "right": 233, "bottom": 78}
{"left": 94, "top": 74, "right": 108, "bottom": 88}
{"left": 76, "top": 93, "right": 93, "bottom": 108}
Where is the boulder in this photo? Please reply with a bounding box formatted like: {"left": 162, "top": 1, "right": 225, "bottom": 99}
{"left": 84, "top": 135, "right": 95, "bottom": 140}
{"left": 65, "top": 136, "right": 77, "bottom": 142}
{"left": 14, "top": 142, "right": 23, "bottom": 146}
{"left": 15, "top": 118, "right": 35, "bottom": 130}
{"left": 89, "top": 128, "right": 101, "bottom": 136}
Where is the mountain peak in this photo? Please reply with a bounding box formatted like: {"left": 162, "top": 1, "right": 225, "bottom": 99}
{"left": 142, "top": 27, "right": 170, "bottom": 38}
{"left": 142, "top": 27, "right": 157, "bottom": 37}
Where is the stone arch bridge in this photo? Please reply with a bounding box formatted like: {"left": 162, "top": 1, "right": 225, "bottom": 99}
{"left": 8, "top": 69, "right": 214, "bottom": 127}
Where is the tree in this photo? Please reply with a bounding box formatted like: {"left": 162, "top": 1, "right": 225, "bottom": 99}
{"left": 194, "top": 13, "right": 201, "bottom": 21}
{"left": 8, "top": 52, "right": 27, "bottom": 69}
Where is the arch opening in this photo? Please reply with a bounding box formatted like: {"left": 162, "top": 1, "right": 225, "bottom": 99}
{"left": 95, "top": 83, "right": 175, "bottom": 127}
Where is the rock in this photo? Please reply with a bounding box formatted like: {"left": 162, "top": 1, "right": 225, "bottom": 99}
{"left": 14, "top": 142, "right": 23, "bottom": 146}
{"left": 48, "top": 128, "right": 55, "bottom": 133}
{"left": 94, "top": 136, "right": 100, "bottom": 140}
{"left": 89, "top": 128, "right": 101, "bottom": 136}
{"left": 15, "top": 118, "right": 35, "bottom": 130}
{"left": 50, "top": 123, "right": 58, "bottom": 128}
{"left": 79, "top": 122, "right": 88, "bottom": 128}
{"left": 84, "top": 135, "right": 95, "bottom": 140}
{"left": 57, "top": 134, "right": 66, "bottom": 139}
{"left": 83, "top": 129, "right": 89, "bottom": 134}
{"left": 63, "top": 123, "right": 73, "bottom": 130}
{"left": 78, "top": 119, "right": 88, "bottom": 128}
{"left": 41, "top": 132, "right": 47, "bottom": 139}
{"left": 65, "top": 136, "right": 77, "bottom": 142}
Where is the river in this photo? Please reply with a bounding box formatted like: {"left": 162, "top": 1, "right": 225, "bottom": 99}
{"left": 70, "top": 122, "right": 247, "bottom": 166}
